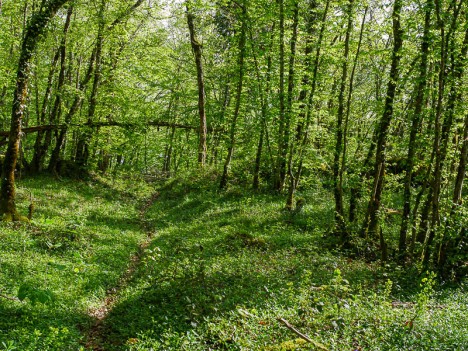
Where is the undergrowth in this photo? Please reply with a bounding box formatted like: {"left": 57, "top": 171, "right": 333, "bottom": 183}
{"left": 0, "top": 171, "right": 467, "bottom": 350}
{"left": 0, "top": 174, "right": 154, "bottom": 350}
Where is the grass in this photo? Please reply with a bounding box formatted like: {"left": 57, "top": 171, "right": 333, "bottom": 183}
{"left": 0, "top": 171, "right": 467, "bottom": 350}
{"left": 0, "top": 174, "right": 154, "bottom": 350}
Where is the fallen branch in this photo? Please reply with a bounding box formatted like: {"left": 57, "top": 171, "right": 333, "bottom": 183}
{"left": 0, "top": 121, "right": 224, "bottom": 137}
{"left": 277, "top": 317, "right": 329, "bottom": 351}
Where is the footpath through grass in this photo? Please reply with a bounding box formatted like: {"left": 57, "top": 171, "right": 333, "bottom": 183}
{"left": 94, "top": 173, "right": 468, "bottom": 350}
{"left": 0, "top": 172, "right": 467, "bottom": 350}
{"left": 0, "top": 174, "right": 154, "bottom": 350}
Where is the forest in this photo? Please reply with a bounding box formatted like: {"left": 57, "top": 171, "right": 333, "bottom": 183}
{"left": 0, "top": 0, "right": 467, "bottom": 349}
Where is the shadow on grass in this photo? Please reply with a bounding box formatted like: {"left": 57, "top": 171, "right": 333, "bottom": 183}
{"left": 90, "top": 186, "right": 338, "bottom": 349}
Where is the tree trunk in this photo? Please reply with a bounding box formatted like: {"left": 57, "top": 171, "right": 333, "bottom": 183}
{"left": 274, "top": 0, "right": 286, "bottom": 191}
{"left": 30, "top": 45, "right": 61, "bottom": 173}
{"left": 332, "top": 0, "right": 354, "bottom": 234}
{"left": 398, "top": 0, "right": 432, "bottom": 262}
{"left": 0, "top": 0, "right": 70, "bottom": 220}
{"left": 362, "top": 0, "right": 403, "bottom": 238}
{"left": 421, "top": 5, "right": 467, "bottom": 266}
{"left": 285, "top": 0, "right": 330, "bottom": 209}
{"left": 75, "top": 0, "right": 106, "bottom": 169}
{"left": 252, "top": 24, "right": 275, "bottom": 190}
{"left": 220, "top": 2, "right": 247, "bottom": 189}
{"left": 186, "top": 0, "right": 207, "bottom": 167}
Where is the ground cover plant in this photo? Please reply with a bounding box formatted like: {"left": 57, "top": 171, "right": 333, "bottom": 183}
{"left": 2, "top": 172, "right": 465, "bottom": 350}
{"left": 1, "top": 0, "right": 468, "bottom": 349}
{"left": 95, "top": 173, "right": 468, "bottom": 351}
{"left": 0, "top": 174, "right": 155, "bottom": 350}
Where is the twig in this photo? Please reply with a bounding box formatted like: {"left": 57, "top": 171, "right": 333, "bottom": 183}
{"left": 277, "top": 317, "right": 329, "bottom": 351}
{"left": 0, "top": 293, "right": 22, "bottom": 303}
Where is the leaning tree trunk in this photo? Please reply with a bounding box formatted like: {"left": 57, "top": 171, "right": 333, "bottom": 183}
{"left": 0, "top": 0, "right": 70, "bottom": 220}
{"left": 362, "top": 0, "right": 403, "bottom": 240}
{"left": 186, "top": 0, "right": 207, "bottom": 167}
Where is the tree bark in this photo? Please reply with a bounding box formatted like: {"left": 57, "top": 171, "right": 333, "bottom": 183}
{"left": 75, "top": 0, "right": 106, "bottom": 169}
{"left": 252, "top": 24, "right": 275, "bottom": 190}
{"left": 220, "top": 2, "right": 247, "bottom": 189}
{"left": 186, "top": 0, "right": 207, "bottom": 167}
{"left": 274, "top": 0, "right": 286, "bottom": 191}
{"left": 398, "top": 0, "right": 432, "bottom": 262}
{"left": 0, "top": 0, "right": 70, "bottom": 220}
{"left": 362, "top": 0, "right": 403, "bottom": 239}
{"left": 421, "top": 3, "right": 467, "bottom": 266}
{"left": 285, "top": 0, "right": 330, "bottom": 209}
{"left": 332, "top": 0, "right": 354, "bottom": 233}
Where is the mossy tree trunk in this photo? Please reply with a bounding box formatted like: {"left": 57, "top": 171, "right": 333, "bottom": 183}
{"left": 398, "top": 0, "right": 432, "bottom": 262}
{"left": 286, "top": 0, "right": 330, "bottom": 208}
{"left": 332, "top": 0, "right": 354, "bottom": 233}
{"left": 361, "top": 0, "right": 403, "bottom": 240}
{"left": 219, "top": 1, "right": 247, "bottom": 189}
{"left": 0, "top": 0, "right": 69, "bottom": 220}
{"left": 186, "top": 0, "right": 207, "bottom": 167}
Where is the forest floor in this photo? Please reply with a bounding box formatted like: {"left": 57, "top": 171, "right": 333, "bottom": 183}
{"left": 0, "top": 172, "right": 467, "bottom": 350}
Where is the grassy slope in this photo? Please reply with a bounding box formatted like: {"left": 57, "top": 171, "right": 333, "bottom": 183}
{"left": 0, "top": 173, "right": 467, "bottom": 350}
{"left": 0, "top": 175, "right": 154, "bottom": 350}
{"left": 99, "top": 174, "right": 468, "bottom": 351}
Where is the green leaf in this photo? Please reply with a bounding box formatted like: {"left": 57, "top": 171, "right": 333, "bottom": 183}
{"left": 17, "top": 284, "right": 56, "bottom": 305}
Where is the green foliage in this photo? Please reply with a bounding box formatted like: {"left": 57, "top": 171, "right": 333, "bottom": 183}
{"left": 0, "top": 173, "right": 466, "bottom": 350}
{"left": 17, "top": 284, "right": 55, "bottom": 305}
{"left": 0, "top": 175, "right": 154, "bottom": 350}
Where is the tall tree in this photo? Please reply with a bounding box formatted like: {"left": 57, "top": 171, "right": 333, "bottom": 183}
{"left": 285, "top": 0, "right": 330, "bottom": 209}
{"left": 220, "top": 1, "right": 247, "bottom": 189}
{"left": 333, "top": 0, "right": 354, "bottom": 236}
{"left": 362, "top": 0, "right": 403, "bottom": 243}
{"left": 186, "top": 0, "right": 207, "bottom": 166}
{"left": 0, "top": 0, "right": 70, "bottom": 220}
{"left": 398, "top": 0, "right": 433, "bottom": 262}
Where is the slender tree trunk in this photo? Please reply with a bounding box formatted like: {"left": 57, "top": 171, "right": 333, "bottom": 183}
{"left": 286, "top": 0, "right": 329, "bottom": 210}
{"left": 30, "top": 46, "right": 61, "bottom": 173}
{"left": 48, "top": 52, "right": 93, "bottom": 172}
{"left": 333, "top": 0, "right": 354, "bottom": 233}
{"left": 220, "top": 2, "right": 247, "bottom": 189}
{"left": 438, "top": 111, "right": 468, "bottom": 268}
{"left": 362, "top": 0, "right": 403, "bottom": 239}
{"left": 75, "top": 0, "right": 106, "bottom": 168}
{"left": 342, "top": 6, "right": 367, "bottom": 226}
{"left": 186, "top": 0, "right": 207, "bottom": 167}
{"left": 274, "top": 0, "right": 286, "bottom": 191}
{"left": 421, "top": 8, "right": 468, "bottom": 266}
{"left": 282, "top": 0, "right": 300, "bottom": 208}
{"left": 252, "top": 24, "right": 275, "bottom": 190}
{"left": 0, "top": 0, "right": 70, "bottom": 220}
{"left": 398, "top": 0, "right": 432, "bottom": 262}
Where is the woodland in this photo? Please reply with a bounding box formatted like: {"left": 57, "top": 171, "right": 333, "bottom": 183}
{"left": 0, "top": 0, "right": 467, "bottom": 350}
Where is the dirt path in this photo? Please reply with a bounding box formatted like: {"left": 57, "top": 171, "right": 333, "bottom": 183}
{"left": 84, "top": 191, "right": 159, "bottom": 350}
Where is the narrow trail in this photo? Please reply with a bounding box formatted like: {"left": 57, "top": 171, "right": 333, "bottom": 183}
{"left": 84, "top": 191, "right": 160, "bottom": 351}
